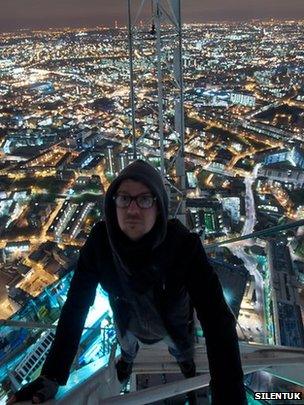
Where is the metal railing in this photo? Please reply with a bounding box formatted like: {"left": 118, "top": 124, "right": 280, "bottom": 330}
{"left": 50, "top": 341, "right": 304, "bottom": 404}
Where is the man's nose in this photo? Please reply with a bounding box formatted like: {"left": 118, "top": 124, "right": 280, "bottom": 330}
{"left": 127, "top": 199, "right": 140, "bottom": 213}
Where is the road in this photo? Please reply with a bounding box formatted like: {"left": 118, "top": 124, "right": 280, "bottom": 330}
{"left": 242, "top": 163, "right": 260, "bottom": 236}
{"left": 225, "top": 163, "right": 266, "bottom": 342}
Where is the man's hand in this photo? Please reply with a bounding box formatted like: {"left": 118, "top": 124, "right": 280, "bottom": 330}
{"left": 6, "top": 376, "right": 59, "bottom": 404}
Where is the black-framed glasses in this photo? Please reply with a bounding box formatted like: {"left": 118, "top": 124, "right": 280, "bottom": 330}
{"left": 113, "top": 193, "right": 156, "bottom": 209}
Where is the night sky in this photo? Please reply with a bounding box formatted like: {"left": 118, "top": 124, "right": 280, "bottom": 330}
{"left": 1, "top": 0, "right": 303, "bottom": 32}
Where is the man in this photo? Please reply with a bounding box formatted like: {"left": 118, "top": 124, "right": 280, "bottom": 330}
{"left": 8, "top": 160, "right": 247, "bottom": 404}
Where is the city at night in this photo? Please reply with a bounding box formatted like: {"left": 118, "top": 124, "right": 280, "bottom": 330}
{"left": 0, "top": 1, "right": 304, "bottom": 404}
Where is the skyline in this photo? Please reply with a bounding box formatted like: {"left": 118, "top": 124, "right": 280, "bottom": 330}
{"left": 0, "top": 0, "right": 304, "bottom": 33}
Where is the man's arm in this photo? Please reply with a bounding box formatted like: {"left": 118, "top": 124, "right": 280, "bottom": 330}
{"left": 41, "top": 224, "right": 100, "bottom": 385}
{"left": 186, "top": 234, "right": 247, "bottom": 405}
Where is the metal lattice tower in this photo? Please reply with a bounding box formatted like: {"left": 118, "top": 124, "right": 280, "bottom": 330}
{"left": 127, "top": 0, "right": 186, "bottom": 224}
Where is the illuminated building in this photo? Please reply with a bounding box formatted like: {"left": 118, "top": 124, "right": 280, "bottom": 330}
{"left": 267, "top": 238, "right": 304, "bottom": 347}
{"left": 263, "top": 146, "right": 304, "bottom": 169}
{"left": 106, "top": 145, "right": 115, "bottom": 175}
{"left": 230, "top": 92, "right": 256, "bottom": 107}
{"left": 258, "top": 166, "right": 304, "bottom": 189}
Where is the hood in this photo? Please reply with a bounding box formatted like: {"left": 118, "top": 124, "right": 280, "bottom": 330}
{"left": 104, "top": 159, "right": 169, "bottom": 254}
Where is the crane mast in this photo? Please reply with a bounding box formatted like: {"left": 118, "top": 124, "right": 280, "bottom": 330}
{"left": 127, "top": 0, "right": 186, "bottom": 224}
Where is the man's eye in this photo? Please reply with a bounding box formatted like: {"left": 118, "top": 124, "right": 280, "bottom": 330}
{"left": 138, "top": 196, "right": 152, "bottom": 204}
{"left": 120, "top": 195, "right": 130, "bottom": 201}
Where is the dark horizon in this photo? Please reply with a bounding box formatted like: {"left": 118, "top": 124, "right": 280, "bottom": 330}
{"left": 0, "top": 0, "right": 303, "bottom": 34}
{"left": 1, "top": 17, "right": 304, "bottom": 34}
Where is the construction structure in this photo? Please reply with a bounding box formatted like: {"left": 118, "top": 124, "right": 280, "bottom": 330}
{"left": 127, "top": 0, "right": 186, "bottom": 223}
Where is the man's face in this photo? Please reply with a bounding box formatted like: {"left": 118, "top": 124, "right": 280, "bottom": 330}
{"left": 116, "top": 179, "right": 158, "bottom": 241}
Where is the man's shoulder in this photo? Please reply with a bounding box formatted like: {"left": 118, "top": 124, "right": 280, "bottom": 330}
{"left": 166, "top": 219, "right": 198, "bottom": 245}
{"left": 79, "top": 220, "right": 115, "bottom": 264}
{"left": 85, "top": 220, "right": 111, "bottom": 251}
{"left": 91, "top": 220, "right": 107, "bottom": 231}
{"left": 89, "top": 220, "right": 107, "bottom": 237}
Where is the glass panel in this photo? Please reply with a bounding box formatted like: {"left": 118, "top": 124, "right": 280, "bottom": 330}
{"left": 245, "top": 371, "right": 304, "bottom": 405}
{"left": 195, "top": 221, "right": 304, "bottom": 348}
